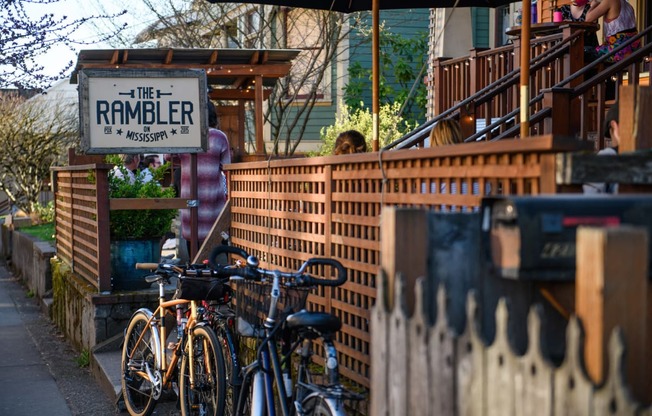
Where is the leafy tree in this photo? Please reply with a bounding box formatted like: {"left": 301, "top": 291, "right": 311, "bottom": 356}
{"left": 0, "top": 0, "right": 127, "bottom": 90}
{"left": 0, "top": 92, "right": 78, "bottom": 213}
{"left": 344, "top": 22, "right": 428, "bottom": 126}
{"left": 315, "top": 101, "right": 417, "bottom": 156}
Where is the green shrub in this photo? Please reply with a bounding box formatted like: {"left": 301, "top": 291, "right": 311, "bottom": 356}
{"left": 108, "top": 159, "right": 176, "bottom": 240}
{"left": 32, "top": 201, "right": 55, "bottom": 224}
{"left": 314, "top": 101, "right": 417, "bottom": 156}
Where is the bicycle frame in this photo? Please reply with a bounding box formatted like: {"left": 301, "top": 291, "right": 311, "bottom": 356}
{"left": 234, "top": 272, "right": 286, "bottom": 416}
{"left": 125, "top": 278, "right": 210, "bottom": 397}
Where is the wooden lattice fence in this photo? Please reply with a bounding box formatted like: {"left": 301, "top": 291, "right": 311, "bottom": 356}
{"left": 226, "top": 135, "right": 591, "bottom": 387}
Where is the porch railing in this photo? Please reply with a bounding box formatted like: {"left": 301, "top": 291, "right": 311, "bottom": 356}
{"left": 402, "top": 23, "right": 652, "bottom": 150}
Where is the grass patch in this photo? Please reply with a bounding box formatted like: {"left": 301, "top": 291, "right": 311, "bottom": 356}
{"left": 75, "top": 349, "right": 90, "bottom": 368}
{"left": 20, "top": 222, "right": 55, "bottom": 242}
{"left": 26, "top": 289, "right": 35, "bottom": 298}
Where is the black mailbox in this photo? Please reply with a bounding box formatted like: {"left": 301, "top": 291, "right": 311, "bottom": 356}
{"left": 481, "top": 195, "right": 652, "bottom": 281}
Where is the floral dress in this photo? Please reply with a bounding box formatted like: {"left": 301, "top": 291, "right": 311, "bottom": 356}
{"left": 595, "top": 0, "right": 640, "bottom": 63}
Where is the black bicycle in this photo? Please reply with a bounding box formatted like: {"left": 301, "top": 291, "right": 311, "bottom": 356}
{"left": 208, "top": 245, "right": 364, "bottom": 416}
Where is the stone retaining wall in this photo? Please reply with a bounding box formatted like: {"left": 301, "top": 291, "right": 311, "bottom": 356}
{"left": 0, "top": 222, "right": 165, "bottom": 351}
{"left": 1, "top": 223, "right": 56, "bottom": 299}
{"left": 51, "top": 258, "right": 162, "bottom": 350}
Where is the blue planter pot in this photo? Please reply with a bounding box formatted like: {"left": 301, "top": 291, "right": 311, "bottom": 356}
{"left": 110, "top": 239, "right": 160, "bottom": 291}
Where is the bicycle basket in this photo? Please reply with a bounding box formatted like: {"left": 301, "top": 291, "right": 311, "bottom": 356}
{"left": 175, "top": 277, "right": 231, "bottom": 301}
{"left": 235, "top": 280, "right": 310, "bottom": 336}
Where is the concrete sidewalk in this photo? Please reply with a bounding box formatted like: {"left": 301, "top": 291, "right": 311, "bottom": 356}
{"left": 0, "top": 267, "right": 77, "bottom": 415}
{"left": 0, "top": 260, "right": 180, "bottom": 415}
{"left": 0, "top": 264, "right": 117, "bottom": 415}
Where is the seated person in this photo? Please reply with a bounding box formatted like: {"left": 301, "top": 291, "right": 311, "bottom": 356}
{"left": 587, "top": 0, "right": 640, "bottom": 63}
{"left": 560, "top": 0, "right": 599, "bottom": 61}
{"left": 333, "top": 130, "right": 367, "bottom": 155}
{"left": 583, "top": 102, "right": 619, "bottom": 194}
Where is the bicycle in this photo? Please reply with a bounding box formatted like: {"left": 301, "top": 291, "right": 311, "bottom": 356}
{"left": 208, "top": 245, "right": 364, "bottom": 416}
{"left": 120, "top": 260, "right": 230, "bottom": 416}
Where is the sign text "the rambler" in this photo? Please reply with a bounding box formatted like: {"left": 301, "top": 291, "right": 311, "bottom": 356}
{"left": 95, "top": 86, "right": 195, "bottom": 125}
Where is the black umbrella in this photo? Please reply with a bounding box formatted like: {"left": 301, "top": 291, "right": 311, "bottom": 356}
{"left": 209, "top": 0, "right": 517, "bottom": 11}
{"left": 207, "top": 0, "right": 526, "bottom": 149}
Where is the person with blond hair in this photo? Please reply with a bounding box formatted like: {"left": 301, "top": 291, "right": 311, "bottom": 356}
{"left": 429, "top": 118, "right": 462, "bottom": 147}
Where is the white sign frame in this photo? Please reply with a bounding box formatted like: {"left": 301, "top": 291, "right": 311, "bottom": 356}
{"left": 79, "top": 69, "right": 208, "bottom": 154}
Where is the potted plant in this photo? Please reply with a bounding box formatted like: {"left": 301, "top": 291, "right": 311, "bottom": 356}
{"left": 107, "top": 157, "right": 177, "bottom": 291}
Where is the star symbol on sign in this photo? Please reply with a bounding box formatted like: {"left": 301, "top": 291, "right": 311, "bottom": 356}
{"left": 116, "top": 129, "right": 123, "bottom": 135}
{"left": 171, "top": 129, "right": 178, "bottom": 135}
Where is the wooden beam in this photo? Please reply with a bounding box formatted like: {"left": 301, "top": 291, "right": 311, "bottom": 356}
{"left": 379, "top": 206, "right": 427, "bottom": 314}
{"left": 109, "top": 197, "right": 188, "bottom": 210}
{"left": 164, "top": 49, "right": 174, "bottom": 65}
{"left": 208, "top": 88, "right": 272, "bottom": 101}
{"left": 619, "top": 85, "right": 652, "bottom": 152}
{"left": 193, "top": 200, "right": 231, "bottom": 264}
{"left": 231, "top": 76, "right": 249, "bottom": 90}
{"left": 208, "top": 50, "right": 218, "bottom": 65}
{"left": 77, "top": 63, "right": 292, "bottom": 78}
{"left": 556, "top": 152, "right": 652, "bottom": 185}
{"left": 575, "top": 226, "right": 649, "bottom": 402}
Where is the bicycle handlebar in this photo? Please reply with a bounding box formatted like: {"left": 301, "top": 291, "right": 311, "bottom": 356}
{"left": 209, "top": 245, "right": 347, "bottom": 287}
{"left": 135, "top": 246, "right": 347, "bottom": 288}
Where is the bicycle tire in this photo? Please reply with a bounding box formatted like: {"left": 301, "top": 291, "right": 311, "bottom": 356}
{"left": 301, "top": 395, "right": 344, "bottom": 416}
{"left": 217, "top": 329, "right": 239, "bottom": 416}
{"left": 235, "top": 369, "right": 267, "bottom": 416}
{"left": 121, "top": 310, "right": 161, "bottom": 416}
{"left": 179, "top": 325, "right": 226, "bottom": 416}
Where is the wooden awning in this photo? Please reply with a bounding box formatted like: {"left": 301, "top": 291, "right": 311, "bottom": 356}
{"left": 70, "top": 47, "right": 299, "bottom": 154}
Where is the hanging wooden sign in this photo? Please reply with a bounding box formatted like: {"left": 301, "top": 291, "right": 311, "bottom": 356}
{"left": 79, "top": 68, "right": 208, "bottom": 154}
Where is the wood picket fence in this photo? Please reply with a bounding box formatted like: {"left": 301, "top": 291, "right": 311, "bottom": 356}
{"left": 371, "top": 275, "right": 652, "bottom": 415}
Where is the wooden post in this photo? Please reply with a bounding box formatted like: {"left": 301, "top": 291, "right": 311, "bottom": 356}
{"left": 380, "top": 207, "right": 427, "bottom": 314}
{"left": 542, "top": 88, "right": 572, "bottom": 136}
{"left": 432, "top": 57, "right": 451, "bottom": 116}
{"left": 95, "top": 166, "right": 112, "bottom": 292}
{"left": 618, "top": 85, "right": 652, "bottom": 152}
{"left": 575, "top": 226, "right": 649, "bottom": 402}
{"left": 562, "top": 24, "right": 587, "bottom": 135}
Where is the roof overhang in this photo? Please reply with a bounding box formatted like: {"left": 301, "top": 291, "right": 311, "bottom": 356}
{"left": 70, "top": 48, "right": 300, "bottom": 101}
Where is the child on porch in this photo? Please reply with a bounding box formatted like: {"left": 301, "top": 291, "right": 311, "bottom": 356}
{"left": 587, "top": 0, "right": 640, "bottom": 63}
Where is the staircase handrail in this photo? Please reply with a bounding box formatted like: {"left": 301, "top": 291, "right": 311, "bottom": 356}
{"left": 569, "top": 25, "right": 652, "bottom": 97}
{"left": 388, "top": 30, "right": 583, "bottom": 149}
{"left": 387, "top": 31, "right": 581, "bottom": 150}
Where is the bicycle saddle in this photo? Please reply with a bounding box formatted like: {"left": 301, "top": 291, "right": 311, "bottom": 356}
{"left": 286, "top": 310, "right": 342, "bottom": 336}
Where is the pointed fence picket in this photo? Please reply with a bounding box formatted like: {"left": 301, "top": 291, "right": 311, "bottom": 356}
{"left": 371, "top": 274, "right": 651, "bottom": 415}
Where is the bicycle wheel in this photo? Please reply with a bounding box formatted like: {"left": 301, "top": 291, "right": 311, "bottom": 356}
{"left": 179, "top": 325, "right": 226, "bottom": 416}
{"left": 121, "top": 311, "right": 160, "bottom": 416}
{"left": 217, "top": 329, "right": 239, "bottom": 416}
{"left": 301, "top": 396, "right": 342, "bottom": 416}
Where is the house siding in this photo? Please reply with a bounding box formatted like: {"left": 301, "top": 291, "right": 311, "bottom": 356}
{"left": 472, "top": 8, "right": 490, "bottom": 48}
{"left": 275, "top": 9, "right": 430, "bottom": 149}
{"left": 347, "top": 9, "right": 430, "bottom": 123}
